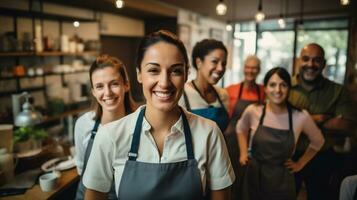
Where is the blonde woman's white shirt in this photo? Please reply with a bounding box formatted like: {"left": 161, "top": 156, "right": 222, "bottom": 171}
{"left": 74, "top": 111, "right": 102, "bottom": 175}
{"left": 83, "top": 105, "right": 235, "bottom": 195}
{"left": 179, "top": 83, "right": 229, "bottom": 110}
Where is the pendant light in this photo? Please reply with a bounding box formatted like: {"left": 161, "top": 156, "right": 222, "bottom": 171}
{"left": 73, "top": 21, "right": 80, "bottom": 28}
{"left": 12, "top": 92, "right": 43, "bottom": 127}
{"left": 277, "top": 0, "right": 286, "bottom": 28}
{"left": 226, "top": 24, "right": 233, "bottom": 31}
{"left": 340, "top": 0, "right": 349, "bottom": 5}
{"left": 255, "top": 0, "right": 265, "bottom": 22}
{"left": 216, "top": 0, "right": 227, "bottom": 16}
{"left": 115, "top": 0, "right": 125, "bottom": 8}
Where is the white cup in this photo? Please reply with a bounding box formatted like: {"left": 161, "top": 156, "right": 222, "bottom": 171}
{"left": 39, "top": 173, "right": 58, "bottom": 192}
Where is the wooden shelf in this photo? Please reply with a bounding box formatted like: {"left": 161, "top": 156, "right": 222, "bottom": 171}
{"left": 0, "top": 86, "right": 46, "bottom": 97}
{"left": 0, "top": 51, "right": 98, "bottom": 57}
{"left": 0, "top": 70, "right": 89, "bottom": 80}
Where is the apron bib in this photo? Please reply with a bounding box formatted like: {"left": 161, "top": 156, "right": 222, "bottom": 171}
{"left": 183, "top": 81, "right": 229, "bottom": 132}
{"left": 243, "top": 105, "right": 296, "bottom": 200}
{"left": 118, "top": 107, "right": 205, "bottom": 200}
{"left": 75, "top": 120, "right": 117, "bottom": 200}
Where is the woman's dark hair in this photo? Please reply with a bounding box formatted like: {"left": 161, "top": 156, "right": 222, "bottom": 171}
{"left": 136, "top": 30, "right": 189, "bottom": 70}
{"left": 89, "top": 54, "right": 136, "bottom": 120}
{"left": 263, "top": 67, "right": 291, "bottom": 88}
{"left": 191, "top": 39, "right": 227, "bottom": 69}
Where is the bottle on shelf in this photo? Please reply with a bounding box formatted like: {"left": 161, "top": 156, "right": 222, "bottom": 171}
{"left": 35, "top": 25, "right": 43, "bottom": 53}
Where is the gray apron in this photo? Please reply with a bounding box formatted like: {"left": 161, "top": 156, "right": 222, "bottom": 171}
{"left": 75, "top": 120, "right": 117, "bottom": 200}
{"left": 243, "top": 105, "right": 296, "bottom": 200}
{"left": 224, "top": 83, "right": 261, "bottom": 199}
{"left": 118, "top": 107, "right": 205, "bottom": 200}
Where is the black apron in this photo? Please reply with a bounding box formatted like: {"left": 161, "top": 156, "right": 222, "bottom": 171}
{"left": 224, "top": 83, "right": 261, "bottom": 199}
{"left": 243, "top": 105, "right": 296, "bottom": 200}
{"left": 118, "top": 107, "right": 205, "bottom": 200}
{"left": 183, "top": 81, "right": 229, "bottom": 132}
{"left": 75, "top": 120, "right": 117, "bottom": 200}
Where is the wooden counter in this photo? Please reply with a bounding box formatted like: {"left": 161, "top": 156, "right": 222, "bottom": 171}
{"left": 1, "top": 168, "right": 79, "bottom": 200}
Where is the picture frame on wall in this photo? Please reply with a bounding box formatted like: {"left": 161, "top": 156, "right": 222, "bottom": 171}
{"left": 210, "top": 28, "right": 223, "bottom": 41}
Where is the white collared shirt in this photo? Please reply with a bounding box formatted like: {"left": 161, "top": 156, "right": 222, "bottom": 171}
{"left": 83, "top": 105, "right": 235, "bottom": 194}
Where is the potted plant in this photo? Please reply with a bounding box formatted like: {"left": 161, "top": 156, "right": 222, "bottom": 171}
{"left": 14, "top": 126, "right": 48, "bottom": 153}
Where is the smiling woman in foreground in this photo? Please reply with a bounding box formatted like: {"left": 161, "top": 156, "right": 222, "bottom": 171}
{"left": 83, "top": 30, "right": 235, "bottom": 200}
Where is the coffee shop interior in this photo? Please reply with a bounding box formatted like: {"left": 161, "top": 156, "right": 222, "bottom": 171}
{"left": 0, "top": 0, "right": 356, "bottom": 199}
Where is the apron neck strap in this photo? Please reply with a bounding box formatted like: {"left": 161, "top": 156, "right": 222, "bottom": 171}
{"left": 238, "top": 82, "right": 261, "bottom": 101}
{"left": 287, "top": 105, "right": 293, "bottom": 131}
{"left": 128, "top": 107, "right": 194, "bottom": 161}
{"left": 258, "top": 104, "right": 293, "bottom": 131}
{"left": 191, "top": 80, "right": 228, "bottom": 114}
{"left": 183, "top": 91, "right": 192, "bottom": 111}
{"left": 128, "top": 108, "right": 145, "bottom": 161}
{"left": 91, "top": 119, "right": 100, "bottom": 138}
{"left": 258, "top": 104, "right": 267, "bottom": 125}
{"left": 81, "top": 119, "right": 100, "bottom": 176}
{"left": 180, "top": 107, "right": 194, "bottom": 160}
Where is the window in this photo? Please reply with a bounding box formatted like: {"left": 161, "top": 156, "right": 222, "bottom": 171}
{"left": 227, "top": 18, "right": 349, "bottom": 87}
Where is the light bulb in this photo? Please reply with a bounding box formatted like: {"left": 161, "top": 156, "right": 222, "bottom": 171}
{"left": 116, "top": 0, "right": 125, "bottom": 8}
{"left": 226, "top": 24, "right": 233, "bottom": 31}
{"left": 255, "top": 11, "right": 265, "bottom": 22}
{"left": 340, "top": 0, "right": 349, "bottom": 5}
{"left": 278, "top": 18, "right": 286, "bottom": 28}
{"left": 73, "top": 21, "right": 80, "bottom": 28}
{"left": 216, "top": 2, "right": 227, "bottom": 16}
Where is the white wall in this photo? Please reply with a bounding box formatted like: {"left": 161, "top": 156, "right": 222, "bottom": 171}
{"left": 177, "top": 9, "right": 233, "bottom": 84}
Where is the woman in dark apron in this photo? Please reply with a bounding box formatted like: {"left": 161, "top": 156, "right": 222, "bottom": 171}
{"left": 74, "top": 55, "right": 136, "bottom": 200}
{"left": 180, "top": 39, "right": 229, "bottom": 132}
{"left": 236, "top": 67, "right": 324, "bottom": 200}
{"left": 83, "top": 30, "right": 235, "bottom": 200}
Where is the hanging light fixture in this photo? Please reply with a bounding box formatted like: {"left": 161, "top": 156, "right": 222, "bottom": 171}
{"left": 12, "top": 92, "right": 43, "bottom": 127}
{"left": 216, "top": 0, "right": 227, "bottom": 16}
{"left": 340, "top": 0, "right": 349, "bottom": 5}
{"left": 226, "top": 24, "right": 233, "bottom": 31}
{"left": 278, "top": 17, "right": 286, "bottom": 28}
{"left": 73, "top": 21, "right": 80, "bottom": 28}
{"left": 277, "top": 0, "right": 286, "bottom": 28}
{"left": 115, "top": 0, "right": 125, "bottom": 8}
{"left": 255, "top": 0, "right": 265, "bottom": 22}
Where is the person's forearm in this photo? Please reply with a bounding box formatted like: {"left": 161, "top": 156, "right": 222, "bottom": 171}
{"left": 211, "top": 187, "right": 231, "bottom": 200}
{"left": 322, "top": 117, "right": 355, "bottom": 136}
{"left": 85, "top": 189, "right": 107, "bottom": 200}
{"left": 237, "top": 133, "right": 248, "bottom": 156}
{"left": 297, "top": 147, "right": 318, "bottom": 169}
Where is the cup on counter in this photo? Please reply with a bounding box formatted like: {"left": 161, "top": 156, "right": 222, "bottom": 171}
{"left": 39, "top": 173, "right": 58, "bottom": 192}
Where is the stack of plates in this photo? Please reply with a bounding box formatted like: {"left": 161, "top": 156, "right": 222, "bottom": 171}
{"left": 41, "top": 157, "right": 75, "bottom": 172}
